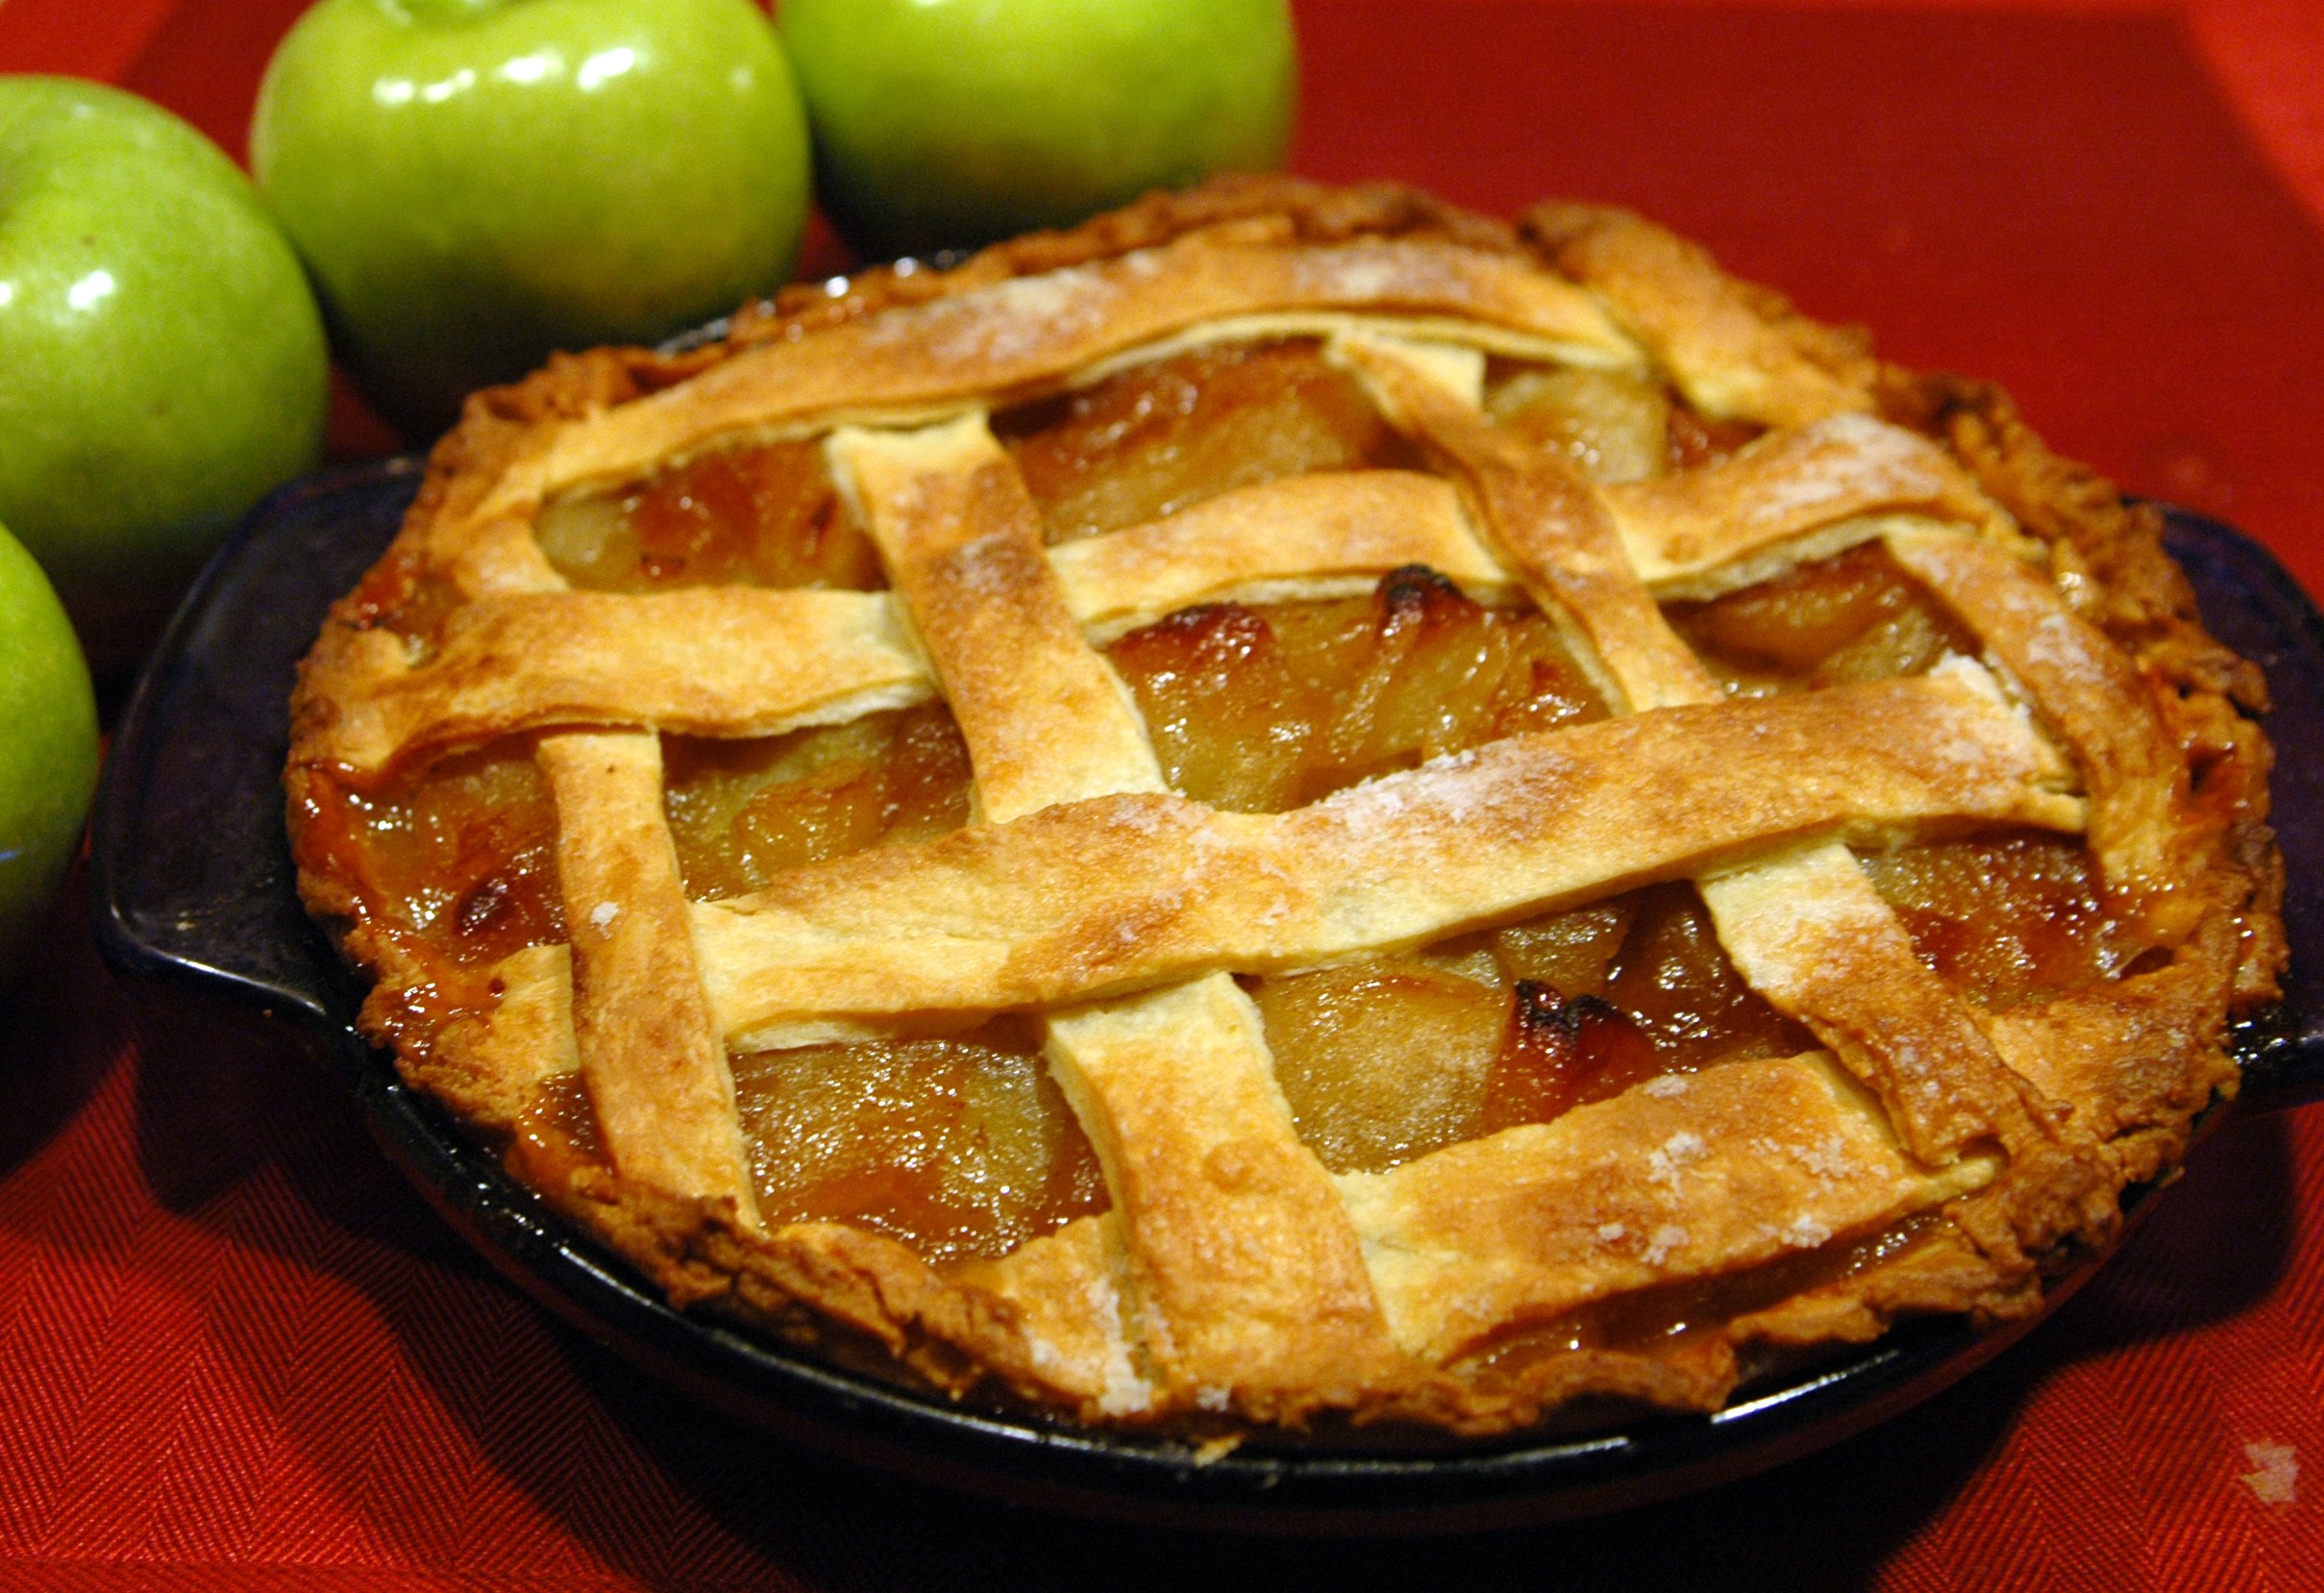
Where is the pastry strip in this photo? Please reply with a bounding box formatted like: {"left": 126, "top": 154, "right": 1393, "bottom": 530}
{"left": 1608, "top": 412, "right": 2015, "bottom": 597}
{"left": 1982, "top": 928, "right": 2240, "bottom": 1166}
{"left": 1522, "top": 203, "right": 1872, "bottom": 429}
{"left": 510, "top": 229, "right": 1643, "bottom": 513}
{"left": 694, "top": 673, "right": 2080, "bottom": 1049}
{"left": 309, "top": 588, "right": 932, "bottom": 778}
{"left": 312, "top": 473, "right": 1503, "bottom": 775}
{"left": 1337, "top": 1052, "right": 1996, "bottom": 1362}
{"left": 1046, "top": 469, "right": 1513, "bottom": 638}
{"left": 539, "top": 731, "right": 757, "bottom": 1220}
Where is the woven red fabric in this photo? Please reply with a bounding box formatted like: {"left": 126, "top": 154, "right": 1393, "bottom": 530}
{"left": 3, "top": 3, "right": 2321, "bottom": 1586}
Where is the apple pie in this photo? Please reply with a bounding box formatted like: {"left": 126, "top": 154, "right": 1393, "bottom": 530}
{"left": 287, "top": 177, "right": 2283, "bottom": 1438}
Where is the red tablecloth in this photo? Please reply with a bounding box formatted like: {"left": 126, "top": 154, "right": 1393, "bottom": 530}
{"left": 4, "top": 3, "right": 2321, "bottom": 1586}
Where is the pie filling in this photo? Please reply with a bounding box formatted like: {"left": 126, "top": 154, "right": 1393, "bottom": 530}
{"left": 1001, "top": 340, "right": 1421, "bottom": 540}
{"left": 307, "top": 334, "right": 2135, "bottom": 1282}
{"left": 1668, "top": 540, "right": 1981, "bottom": 696}
{"left": 534, "top": 435, "right": 881, "bottom": 593}
{"left": 729, "top": 1017, "right": 1107, "bottom": 1267}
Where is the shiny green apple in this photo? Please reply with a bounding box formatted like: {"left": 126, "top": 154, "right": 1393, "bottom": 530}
{"left": 0, "top": 520, "right": 98, "bottom": 990}
{"left": 0, "top": 78, "right": 330, "bottom": 676}
{"left": 252, "top": 0, "right": 812, "bottom": 440}
{"left": 781, "top": 0, "right": 1297, "bottom": 260}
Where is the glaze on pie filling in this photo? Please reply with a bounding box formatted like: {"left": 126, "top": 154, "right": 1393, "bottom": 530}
{"left": 289, "top": 179, "right": 2282, "bottom": 1435}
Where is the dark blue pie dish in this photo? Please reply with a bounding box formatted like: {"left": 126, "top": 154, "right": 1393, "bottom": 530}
{"left": 87, "top": 463, "right": 2324, "bottom": 1532}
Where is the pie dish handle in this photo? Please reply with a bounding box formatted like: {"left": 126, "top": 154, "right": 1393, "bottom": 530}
{"left": 88, "top": 460, "right": 422, "bottom": 1035}
{"left": 2160, "top": 510, "right": 2324, "bottom": 1113}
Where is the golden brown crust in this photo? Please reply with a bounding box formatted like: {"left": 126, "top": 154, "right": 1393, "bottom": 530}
{"left": 286, "top": 175, "right": 2285, "bottom": 1438}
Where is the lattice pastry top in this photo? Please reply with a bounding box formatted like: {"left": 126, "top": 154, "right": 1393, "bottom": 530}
{"left": 289, "top": 178, "right": 2283, "bottom": 1439}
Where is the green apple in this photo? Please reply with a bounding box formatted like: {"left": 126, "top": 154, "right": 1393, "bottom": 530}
{"left": 0, "top": 520, "right": 98, "bottom": 990}
{"left": 0, "top": 78, "right": 330, "bottom": 676}
{"left": 781, "top": 0, "right": 1297, "bottom": 260}
{"left": 252, "top": 0, "right": 812, "bottom": 440}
